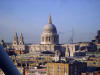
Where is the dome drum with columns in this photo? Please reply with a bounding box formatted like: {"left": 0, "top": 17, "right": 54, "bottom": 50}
{"left": 41, "top": 16, "right": 59, "bottom": 44}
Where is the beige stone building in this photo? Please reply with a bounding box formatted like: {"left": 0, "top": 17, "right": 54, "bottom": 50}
{"left": 29, "top": 16, "right": 78, "bottom": 57}
{"left": 7, "top": 15, "right": 78, "bottom": 57}
{"left": 29, "top": 16, "right": 60, "bottom": 52}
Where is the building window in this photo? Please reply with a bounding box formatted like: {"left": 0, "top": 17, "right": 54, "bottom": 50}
{"left": 48, "top": 37, "right": 50, "bottom": 42}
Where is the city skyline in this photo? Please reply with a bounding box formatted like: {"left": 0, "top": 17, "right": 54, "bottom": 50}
{"left": 0, "top": 0, "right": 100, "bottom": 44}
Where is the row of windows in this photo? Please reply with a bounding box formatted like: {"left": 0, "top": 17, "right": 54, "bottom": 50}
{"left": 42, "top": 36, "right": 58, "bottom": 42}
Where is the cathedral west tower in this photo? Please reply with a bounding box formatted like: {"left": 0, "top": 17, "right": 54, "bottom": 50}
{"left": 41, "top": 16, "right": 59, "bottom": 44}
{"left": 19, "top": 33, "right": 24, "bottom": 45}
{"left": 13, "top": 32, "right": 18, "bottom": 45}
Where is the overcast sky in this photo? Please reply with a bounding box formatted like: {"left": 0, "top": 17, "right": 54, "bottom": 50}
{"left": 0, "top": 0, "right": 100, "bottom": 44}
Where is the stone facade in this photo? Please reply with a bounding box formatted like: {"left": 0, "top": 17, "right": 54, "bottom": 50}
{"left": 7, "top": 16, "right": 78, "bottom": 57}
{"left": 13, "top": 32, "right": 19, "bottom": 45}
{"left": 7, "top": 32, "right": 26, "bottom": 55}
{"left": 41, "top": 16, "right": 59, "bottom": 44}
{"left": 28, "top": 16, "right": 77, "bottom": 57}
{"left": 62, "top": 44, "right": 78, "bottom": 57}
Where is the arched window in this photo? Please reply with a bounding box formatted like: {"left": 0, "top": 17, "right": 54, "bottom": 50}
{"left": 48, "top": 37, "right": 50, "bottom": 42}
{"left": 46, "top": 37, "right": 48, "bottom": 42}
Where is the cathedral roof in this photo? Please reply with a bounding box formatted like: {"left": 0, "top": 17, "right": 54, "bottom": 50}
{"left": 43, "top": 16, "right": 57, "bottom": 33}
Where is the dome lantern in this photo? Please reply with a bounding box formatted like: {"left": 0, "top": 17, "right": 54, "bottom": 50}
{"left": 48, "top": 15, "right": 52, "bottom": 24}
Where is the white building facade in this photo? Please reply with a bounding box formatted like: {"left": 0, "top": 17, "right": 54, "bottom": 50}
{"left": 7, "top": 15, "right": 78, "bottom": 57}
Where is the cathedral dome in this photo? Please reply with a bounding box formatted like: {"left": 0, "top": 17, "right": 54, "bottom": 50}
{"left": 43, "top": 24, "right": 57, "bottom": 33}
{"left": 43, "top": 16, "right": 57, "bottom": 33}
{"left": 41, "top": 15, "right": 59, "bottom": 44}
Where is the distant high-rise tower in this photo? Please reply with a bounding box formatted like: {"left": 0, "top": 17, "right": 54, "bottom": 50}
{"left": 13, "top": 32, "right": 18, "bottom": 45}
{"left": 19, "top": 33, "right": 24, "bottom": 45}
{"left": 41, "top": 15, "right": 59, "bottom": 44}
{"left": 95, "top": 30, "right": 100, "bottom": 44}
